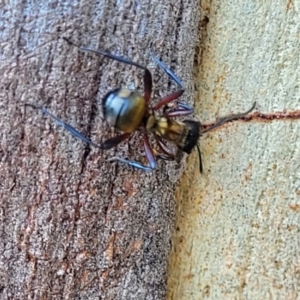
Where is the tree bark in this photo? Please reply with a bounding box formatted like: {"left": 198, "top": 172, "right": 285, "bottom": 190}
{"left": 0, "top": 1, "right": 199, "bottom": 299}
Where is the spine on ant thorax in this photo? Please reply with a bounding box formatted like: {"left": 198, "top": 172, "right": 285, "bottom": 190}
{"left": 146, "top": 115, "right": 200, "bottom": 154}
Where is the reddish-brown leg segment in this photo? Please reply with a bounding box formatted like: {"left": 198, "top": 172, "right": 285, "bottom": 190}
{"left": 153, "top": 90, "right": 184, "bottom": 110}
{"left": 100, "top": 132, "right": 132, "bottom": 150}
{"left": 143, "top": 134, "right": 156, "bottom": 169}
{"left": 107, "top": 134, "right": 156, "bottom": 171}
{"left": 154, "top": 136, "right": 175, "bottom": 159}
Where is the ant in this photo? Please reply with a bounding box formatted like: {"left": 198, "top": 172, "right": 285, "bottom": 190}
{"left": 26, "top": 38, "right": 256, "bottom": 172}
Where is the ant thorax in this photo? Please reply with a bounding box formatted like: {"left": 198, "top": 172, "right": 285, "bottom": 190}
{"left": 146, "top": 113, "right": 189, "bottom": 147}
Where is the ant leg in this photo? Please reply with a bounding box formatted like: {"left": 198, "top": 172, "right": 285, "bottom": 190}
{"left": 151, "top": 54, "right": 183, "bottom": 87}
{"left": 202, "top": 102, "right": 256, "bottom": 134}
{"left": 143, "top": 134, "right": 156, "bottom": 169}
{"left": 107, "top": 157, "right": 153, "bottom": 171}
{"left": 101, "top": 133, "right": 132, "bottom": 149}
{"left": 151, "top": 54, "right": 186, "bottom": 110}
{"left": 163, "top": 102, "right": 194, "bottom": 118}
{"left": 153, "top": 90, "right": 184, "bottom": 110}
{"left": 25, "top": 104, "right": 101, "bottom": 148}
{"left": 154, "top": 136, "right": 175, "bottom": 160}
{"left": 26, "top": 104, "right": 131, "bottom": 150}
{"left": 107, "top": 134, "right": 156, "bottom": 171}
{"left": 63, "top": 38, "right": 152, "bottom": 102}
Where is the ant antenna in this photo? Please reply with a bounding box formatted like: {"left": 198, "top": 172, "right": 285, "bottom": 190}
{"left": 202, "top": 102, "right": 256, "bottom": 134}
{"left": 196, "top": 144, "right": 203, "bottom": 173}
{"left": 198, "top": 102, "right": 256, "bottom": 173}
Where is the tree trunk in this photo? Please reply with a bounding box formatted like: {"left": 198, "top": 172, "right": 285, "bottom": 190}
{"left": 0, "top": 1, "right": 199, "bottom": 299}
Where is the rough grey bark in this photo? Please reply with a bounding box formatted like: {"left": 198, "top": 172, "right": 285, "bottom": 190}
{"left": 0, "top": 1, "right": 199, "bottom": 299}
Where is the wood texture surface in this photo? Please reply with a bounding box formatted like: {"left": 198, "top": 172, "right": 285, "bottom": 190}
{"left": 168, "top": 0, "right": 300, "bottom": 299}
